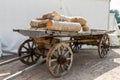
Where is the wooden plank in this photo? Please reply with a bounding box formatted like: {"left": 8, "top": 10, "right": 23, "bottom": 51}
{"left": 13, "top": 29, "right": 115, "bottom": 38}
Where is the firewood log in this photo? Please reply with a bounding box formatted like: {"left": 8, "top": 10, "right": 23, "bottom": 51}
{"left": 46, "top": 20, "right": 82, "bottom": 32}
{"left": 42, "top": 11, "right": 61, "bottom": 21}
{"left": 30, "top": 19, "right": 48, "bottom": 28}
{"left": 82, "top": 25, "right": 90, "bottom": 31}
{"left": 69, "top": 17, "right": 87, "bottom": 26}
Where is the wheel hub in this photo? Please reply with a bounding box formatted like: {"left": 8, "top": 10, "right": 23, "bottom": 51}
{"left": 102, "top": 42, "right": 109, "bottom": 49}
{"left": 57, "top": 55, "right": 67, "bottom": 64}
{"left": 28, "top": 48, "right": 35, "bottom": 55}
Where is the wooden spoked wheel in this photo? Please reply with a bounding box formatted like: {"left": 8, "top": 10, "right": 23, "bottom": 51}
{"left": 18, "top": 39, "right": 40, "bottom": 65}
{"left": 69, "top": 37, "right": 81, "bottom": 52}
{"left": 47, "top": 43, "right": 73, "bottom": 77}
{"left": 98, "top": 34, "right": 110, "bottom": 58}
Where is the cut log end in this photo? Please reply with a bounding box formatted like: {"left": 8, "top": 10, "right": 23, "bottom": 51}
{"left": 46, "top": 20, "right": 53, "bottom": 30}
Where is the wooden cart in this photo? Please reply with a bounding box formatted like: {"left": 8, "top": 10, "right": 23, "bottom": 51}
{"left": 13, "top": 29, "right": 114, "bottom": 77}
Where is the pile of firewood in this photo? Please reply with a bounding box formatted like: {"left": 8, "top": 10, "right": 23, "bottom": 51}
{"left": 29, "top": 11, "right": 89, "bottom": 32}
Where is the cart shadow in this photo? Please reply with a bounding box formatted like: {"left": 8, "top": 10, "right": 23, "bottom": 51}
{"left": 47, "top": 49, "right": 120, "bottom": 80}
{"left": 64, "top": 49, "right": 120, "bottom": 80}
{"left": 10, "top": 49, "right": 120, "bottom": 80}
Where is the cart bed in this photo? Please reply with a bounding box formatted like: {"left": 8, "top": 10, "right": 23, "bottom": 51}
{"left": 13, "top": 29, "right": 114, "bottom": 38}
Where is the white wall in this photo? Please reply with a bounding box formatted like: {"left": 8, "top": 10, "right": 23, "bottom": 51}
{"left": 0, "top": 0, "right": 62, "bottom": 52}
{"left": 62, "top": 0, "right": 109, "bottom": 30}
{"left": 0, "top": 0, "right": 110, "bottom": 52}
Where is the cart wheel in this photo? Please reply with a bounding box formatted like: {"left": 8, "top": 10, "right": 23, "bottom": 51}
{"left": 98, "top": 34, "right": 110, "bottom": 58}
{"left": 69, "top": 37, "right": 81, "bottom": 52}
{"left": 18, "top": 39, "right": 40, "bottom": 65}
{"left": 47, "top": 43, "right": 73, "bottom": 77}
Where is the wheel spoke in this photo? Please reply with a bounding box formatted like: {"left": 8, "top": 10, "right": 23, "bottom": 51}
{"left": 21, "top": 51, "right": 28, "bottom": 54}
{"left": 58, "top": 47, "right": 61, "bottom": 56}
{"left": 105, "top": 48, "right": 108, "bottom": 55}
{"left": 63, "top": 63, "right": 69, "bottom": 70}
{"left": 56, "top": 64, "right": 60, "bottom": 74}
{"left": 74, "top": 45, "right": 78, "bottom": 51}
{"left": 50, "top": 59, "right": 57, "bottom": 63}
{"left": 53, "top": 52, "right": 58, "bottom": 58}
{"left": 101, "top": 48, "right": 104, "bottom": 54}
{"left": 66, "top": 58, "right": 71, "bottom": 61}
{"left": 71, "top": 44, "right": 75, "bottom": 48}
{"left": 101, "top": 43, "right": 104, "bottom": 46}
{"left": 74, "top": 46, "right": 76, "bottom": 50}
{"left": 105, "top": 36, "right": 108, "bottom": 41}
{"left": 31, "top": 42, "right": 35, "bottom": 48}
{"left": 62, "top": 47, "right": 66, "bottom": 55}
{"left": 60, "top": 64, "right": 65, "bottom": 72}
{"left": 64, "top": 51, "right": 69, "bottom": 57}
{"left": 34, "top": 53, "right": 40, "bottom": 58}
{"left": 73, "top": 45, "right": 75, "bottom": 50}
{"left": 50, "top": 64, "right": 58, "bottom": 73}
{"left": 102, "top": 50, "right": 105, "bottom": 55}
{"left": 27, "top": 42, "right": 31, "bottom": 48}
{"left": 23, "top": 46, "right": 28, "bottom": 50}
{"left": 27, "top": 56, "right": 30, "bottom": 62}
{"left": 31, "top": 55, "right": 34, "bottom": 62}
{"left": 101, "top": 48, "right": 105, "bottom": 56}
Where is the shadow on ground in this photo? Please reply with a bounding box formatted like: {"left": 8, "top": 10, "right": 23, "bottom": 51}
{"left": 1, "top": 49, "right": 120, "bottom": 80}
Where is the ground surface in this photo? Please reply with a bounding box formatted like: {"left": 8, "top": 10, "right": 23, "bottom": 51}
{"left": 0, "top": 48, "right": 120, "bottom": 80}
